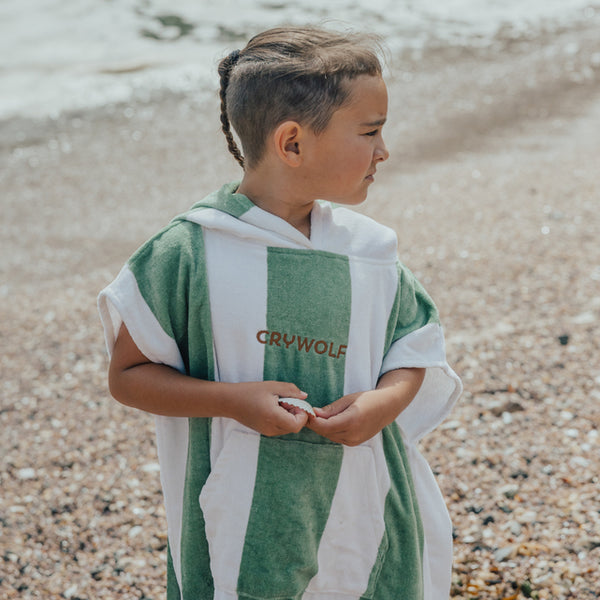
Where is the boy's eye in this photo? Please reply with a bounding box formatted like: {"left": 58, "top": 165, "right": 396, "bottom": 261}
{"left": 364, "top": 130, "right": 378, "bottom": 137}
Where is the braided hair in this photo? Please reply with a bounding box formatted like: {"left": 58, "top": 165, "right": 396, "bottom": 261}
{"left": 218, "top": 49, "right": 245, "bottom": 169}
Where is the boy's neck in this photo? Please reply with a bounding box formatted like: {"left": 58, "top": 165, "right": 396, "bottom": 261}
{"left": 236, "top": 169, "right": 314, "bottom": 238}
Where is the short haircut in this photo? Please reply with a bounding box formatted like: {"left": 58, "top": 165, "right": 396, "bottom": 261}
{"left": 218, "top": 26, "right": 383, "bottom": 169}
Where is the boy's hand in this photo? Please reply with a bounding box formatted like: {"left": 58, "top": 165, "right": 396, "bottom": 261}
{"left": 227, "top": 381, "right": 310, "bottom": 437}
{"left": 306, "top": 390, "right": 390, "bottom": 446}
{"left": 306, "top": 368, "right": 425, "bottom": 446}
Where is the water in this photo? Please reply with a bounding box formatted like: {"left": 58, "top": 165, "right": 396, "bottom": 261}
{"left": 2, "top": 0, "right": 598, "bottom": 122}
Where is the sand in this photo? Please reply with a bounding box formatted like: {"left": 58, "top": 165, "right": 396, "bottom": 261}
{"left": 1, "top": 24, "right": 599, "bottom": 599}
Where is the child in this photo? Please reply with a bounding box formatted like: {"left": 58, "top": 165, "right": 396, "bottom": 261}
{"left": 98, "top": 26, "right": 461, "bottom": 600}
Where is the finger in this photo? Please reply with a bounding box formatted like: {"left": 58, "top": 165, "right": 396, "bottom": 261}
{"left": 279, "top": 402, "right": 304, "bottom": 415}
{"left": 287, "top": 410, "right": 309, "bottom": 432}
{"left": 305, "top": 420, "right": 346, "bottom": 444}
{"left": 312, "top": 406, "right": 328, "bottom": 418}
{"left": 277, "top": 401, "right": 309, "bottom": 422}
{"left": 315, "top": 395, "right": 356, "bottom": 418}
{"left": 307, "top": 415, "right": 349, "bottom": 436}
{"left": 277, "top": 383, "right": 308, "bottom": 399}
{"left": 308, "top": 418, "right": 363, "bottom": 446}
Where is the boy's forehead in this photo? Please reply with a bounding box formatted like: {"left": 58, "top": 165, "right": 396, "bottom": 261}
{"left": 340, "top": 76, "right": 388, "bottom": 119}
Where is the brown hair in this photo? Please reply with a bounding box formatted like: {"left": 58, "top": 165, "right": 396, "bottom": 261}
{"left": 218, "top": 26, "right": 383, "bottom": 169}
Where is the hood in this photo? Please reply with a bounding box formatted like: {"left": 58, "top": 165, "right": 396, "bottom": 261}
{"left": 174, "top": 181, "right": 399, "bottom": 262}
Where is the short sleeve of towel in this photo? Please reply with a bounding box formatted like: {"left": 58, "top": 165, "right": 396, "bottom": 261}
{"left": 97, "top": 220, "right": 209, "bottom": 374}
{"left": 381, "top": 263, "right": 462, "bottom": 442}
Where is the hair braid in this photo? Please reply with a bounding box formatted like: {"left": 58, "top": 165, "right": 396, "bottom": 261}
{"left": 218, "top": 50, "right": 245, "bottom": 169}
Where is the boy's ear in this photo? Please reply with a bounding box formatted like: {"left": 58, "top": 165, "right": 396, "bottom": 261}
{"left": 272, "top": 121, "right": 304, "bottom": 167}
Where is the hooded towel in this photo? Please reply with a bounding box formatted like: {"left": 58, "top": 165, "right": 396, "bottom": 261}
{"left": 98, "top": 182, "right": 462, "bottom": 600}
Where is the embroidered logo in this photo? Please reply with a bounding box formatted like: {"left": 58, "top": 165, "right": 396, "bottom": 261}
{"left": 256, "top": 330, "right": 347, "bottom": 359}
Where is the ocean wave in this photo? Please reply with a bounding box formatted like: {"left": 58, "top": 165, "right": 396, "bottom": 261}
{"left": 1, "top": 0, "right": 599, "bottom": 121}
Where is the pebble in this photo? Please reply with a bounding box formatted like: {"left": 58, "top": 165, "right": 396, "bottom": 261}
{"left": 499, "top": 484, "right": 519, "bottom": 499}
{"left": 141, "top": 462, "right": 161, "bottom": 473}
{"left": 440, "top": 420, "right": 462, "bottom": 430}
{"left": 570, "top": 456, "right": 590, "bottom": 468}
{"left": 494, "top": 546, "right": 517, "bottom": 562}
{"left": 490, "top": 400, "right": 524, "bottom": 416}
{"left": 508, "top": 520, "right": 522, "bottom": 536}
{"left": 128, "top": 526, "right": 143, "bottom": 539}
{"left": 518, "top": 510, "right": 538, "bottom": 524}
{"left": 17, "top": 467, "right": 36, "bottom": 480}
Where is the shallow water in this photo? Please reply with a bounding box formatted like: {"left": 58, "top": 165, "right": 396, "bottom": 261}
{"left": 2, "top": 0, "right": 599, "bottom": 122}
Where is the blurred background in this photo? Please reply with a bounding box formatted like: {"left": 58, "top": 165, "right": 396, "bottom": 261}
{"left": 1, "top": 1, "right": 599, "bottom": 598}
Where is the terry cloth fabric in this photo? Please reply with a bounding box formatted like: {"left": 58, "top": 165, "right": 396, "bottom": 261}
{"left": 98, "top": 182, "right": 462, "bottom": 600}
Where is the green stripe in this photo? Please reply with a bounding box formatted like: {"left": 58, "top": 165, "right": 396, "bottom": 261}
{"left": 166, "top": 542, "right": 181, "bottom": 600}
{"left": 130, "top": 220, "right": 216, "bottom": 596}
{"left": 179, "top": 228, "right": 215, "bottom": 598}
{"left": 363, "top": 423, "right": 424, "bottom": 600}
{"left": 237, "top": 437, "right": 343, "bottom": 598}
{"left": 263, "top": 247, "right": 351, "bottom": 410}
{"left": 180, "top": 419, "right": 214, "bottom": 598}
{"left": 237, "top": 248, "right": 352, "bottom": 597}
{"left": 385, "top": 264, "right": 440, "bottom": 352}
{"left": 186, "top": 181, "right": 252, "bottom": 218}
{"left": 397, "top": 264, "right": 440, "bottom": 336}
{"left": 129, "top": 220, "right": 212, "bottom": 372}
{"left": 383, "top": 266, "right": 402, "bottom": 355}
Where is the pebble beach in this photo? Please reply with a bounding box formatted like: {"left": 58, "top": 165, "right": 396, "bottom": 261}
{"left": 1, "top": 8, "right": 600, "bottom": 600}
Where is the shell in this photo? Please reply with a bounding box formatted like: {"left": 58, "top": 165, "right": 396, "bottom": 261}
{"left": 278, "top": 397, "right": 316, "bottom": 416}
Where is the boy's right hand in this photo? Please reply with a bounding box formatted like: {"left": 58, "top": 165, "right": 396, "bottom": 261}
{"left": 109, "top": 323, "right": 308, "bottom": 435}
{"left": 226, "top": 381, "right": 310, "bottom": 436}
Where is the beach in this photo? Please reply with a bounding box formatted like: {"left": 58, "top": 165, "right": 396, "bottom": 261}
{"left": 1, "top": 13, "right": 600, "bottom": 600}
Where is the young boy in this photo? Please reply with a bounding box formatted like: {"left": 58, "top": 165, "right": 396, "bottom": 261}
{"left": 99, "top": 26, "right": 461, "bottom": 600}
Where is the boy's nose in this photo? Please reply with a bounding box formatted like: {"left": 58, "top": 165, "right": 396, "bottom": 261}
{"left": 375, "top": 140, "right": 389, "bottom": 162}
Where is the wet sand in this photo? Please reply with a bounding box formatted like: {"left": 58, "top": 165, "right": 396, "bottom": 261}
{"left": 1, "top": 24, "right": 599, "bottom": 599}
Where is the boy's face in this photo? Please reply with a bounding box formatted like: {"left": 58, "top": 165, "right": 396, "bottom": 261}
{"left": 302, "top": 75, "right": 389, "bottom": 206}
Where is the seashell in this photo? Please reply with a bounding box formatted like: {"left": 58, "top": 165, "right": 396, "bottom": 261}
{"left": 278, "top": 397, "right": 315, "bottom": 416}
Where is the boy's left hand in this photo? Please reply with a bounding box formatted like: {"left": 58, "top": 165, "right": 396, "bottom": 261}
{"left": 306, "top": 390, "right": 390, "bottom": 446}
{"left": 306, "top": 368, "right": 425, "bottom": 446}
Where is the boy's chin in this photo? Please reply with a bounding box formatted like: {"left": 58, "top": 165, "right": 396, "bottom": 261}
{"left": 333, "top": 191, "right": 369, "bottom": 206}
{"left": 321, "top": 186, "right": 370, "bottom": 206}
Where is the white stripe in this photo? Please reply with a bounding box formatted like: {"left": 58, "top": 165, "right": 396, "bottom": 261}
{"left": 202, "top": 228, "right": 269, "bottom": 385}
{"left": 212, "top": 591, "right": 239, "bottom": 600}
{"left": 312, "top": 203, "right": 398, "bottom": 262}
{"left": 97, "top": 264, "right": 184, "bottom": 370}
{"left": 155, "top": 416, "right": 189, "bottom": 597}
{"left": 382, "top": 323, "right": 460, "bottom": 597}
{"left": 386, "top": 324, "right": 463, "bottom": 442}
{"left": 384, "top": 324, "right": 460, "bottom": 597}
{"left": 404, "top": 442, "right": 453, "bottom": 600}
{"left": 97, "top": 265, "right": 187, "bottom": 593}
{"left": 186, "top": 207, "right": 312, "bottom": 249}
{"left": 304, "top": 259, "right": 397, "bottom": 598}
{"left": 242, "top": 205, "right": 314, "bottom": 248}
{"left": 199, "top": 429, "right": 262, "bottom": 594}
{"left": 201, "top": 228, "right": 269, "bottom": 591}
{"left": 303, "top": 441, "right": 390, "bottom": 598}
{"left": 345, "top": 258, "right": 399, "bottom": 393}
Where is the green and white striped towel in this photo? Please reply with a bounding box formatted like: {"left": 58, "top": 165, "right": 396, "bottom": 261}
{"left": 98, "top": 182, "right": 462, "bottom": 600}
